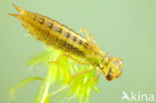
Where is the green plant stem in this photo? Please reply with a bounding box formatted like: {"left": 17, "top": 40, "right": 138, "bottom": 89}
{"left": 34, "top": 66, "right": 53, "bottom": 103}
{"left": 49, "top": 85, "right": 68, "bottom": 96}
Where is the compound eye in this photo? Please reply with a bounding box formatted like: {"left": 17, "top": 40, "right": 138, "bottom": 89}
{"left": 106, "top": 74, "right": 113, "bottom": 81}
{"left": 105, "top": 68, "right": 115, "bottom": 81}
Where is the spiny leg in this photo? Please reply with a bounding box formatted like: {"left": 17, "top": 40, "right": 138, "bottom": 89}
{"left": 89, "top": 34, "right": 96, "bottom": 44}
{"left": 78, "top": 28, "right": 96, "bottom": 44}
{"left": 48, "top": 54, "right": 64, "bottom": 64}
{"left": 93, "top": 70, "right": 103, "bottom": 81}
{"left": 69, "top": 66, "right": 95, "bottom": 83}
{"left": 48, "top": 53, "right": 88, "bottom": 65}
{"left": 72, "top": 66, "right": 94, "bottom": 78}
{"left": 78, "top": 28, "right": 90, "bottom": 41}
{"left": 63, "top": 53, "right": 88, "bottom": 65}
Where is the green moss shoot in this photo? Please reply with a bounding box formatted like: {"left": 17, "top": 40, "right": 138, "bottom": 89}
{"left": 8, "top": 46, "right": 100, "bottom": 103}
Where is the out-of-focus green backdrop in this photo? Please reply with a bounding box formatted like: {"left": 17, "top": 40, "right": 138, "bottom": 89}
{"left": 0, "top": 0, "right": 156, "bottom": 103}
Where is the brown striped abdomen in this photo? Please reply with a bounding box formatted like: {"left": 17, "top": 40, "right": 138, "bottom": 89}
{"left": 9, "top": 4, "right": 124, "bottom": 80}
{"left": 18, "top": 10, "right": 89, "bottom": 58}
{"left": 9, "top": 4, "right": 106, "bottom": 67}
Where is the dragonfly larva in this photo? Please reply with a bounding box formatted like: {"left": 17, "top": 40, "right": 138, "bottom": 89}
{"left": 9, "top": 4, "right": 123, "bottom": 81}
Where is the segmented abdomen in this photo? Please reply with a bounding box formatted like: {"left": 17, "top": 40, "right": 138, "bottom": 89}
{"left": 18, "top": 10, "right": 91, "bottom": 58}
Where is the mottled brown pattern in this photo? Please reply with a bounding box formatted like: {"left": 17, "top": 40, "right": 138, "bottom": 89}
{"left": 56, "top": 27, "right": 62, "bottom": 33}
{"left": 66, "top": 32, "right": 70, "bottom": 38}
{"left": 10, "top": 4, "right": 124, "bottom": 82}
{"left": 84, "top": 42, "right": 89, "bottom": 48}
{"left": 10, "top": 4, "right": 106, "bottom": 64}
{"left": 78, "top": 39, "right": 83, "bottom": 45}
{"left": 73, "top": 36, "right": 77, "bottom": 41}
{"left": 47, "top": 22, "right": 53, "bottom": 28}
{"left": 38, "top": 17, "right": 44, "bottom": 24}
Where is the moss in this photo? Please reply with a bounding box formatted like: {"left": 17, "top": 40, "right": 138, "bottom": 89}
{"left": 9, "top": 46, "right": 100, "bottom": 103}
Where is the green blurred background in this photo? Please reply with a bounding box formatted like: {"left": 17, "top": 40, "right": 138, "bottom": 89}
{"left": 0, "top": 0, "right": 156, "bottom": 103}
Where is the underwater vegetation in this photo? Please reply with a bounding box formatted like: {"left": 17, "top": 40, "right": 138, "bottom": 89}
{"left": 8, "top": 3, "right": 123, "bottom": 103}
{"left": 9, "top": 47, "right": 100, "bottom": 103}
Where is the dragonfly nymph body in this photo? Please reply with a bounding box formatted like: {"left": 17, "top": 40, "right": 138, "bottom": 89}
{"left": 9, "top": 4, "right": 123, "bottom": 81}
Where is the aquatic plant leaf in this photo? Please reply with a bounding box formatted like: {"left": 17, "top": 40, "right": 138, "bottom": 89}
{"left": 8, "top": 76, "right": 44, "bottom": 99}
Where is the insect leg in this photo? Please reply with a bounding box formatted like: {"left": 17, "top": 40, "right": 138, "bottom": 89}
{"left": 93, "top": 70, "right": 103, "bottom": 81}
{"left": 69, "top": 66, "right": 95, "bottom": 83}
{"left": 78, "top": 28, "right": 90, "bottom": 41}
{"left": 48, "top": 54, "right": 65, "bottom": 64}
{"left": 89, "top": 34, "right": 96, "bottom": 44}
{"left": 62, "top": 53, "right": 88, "bottom": 65}
{"left": 48, "top": 53, "right": 88, "bottom": 65}
{"left": 78, "top": 28, "right": 96, "bottom": 44}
